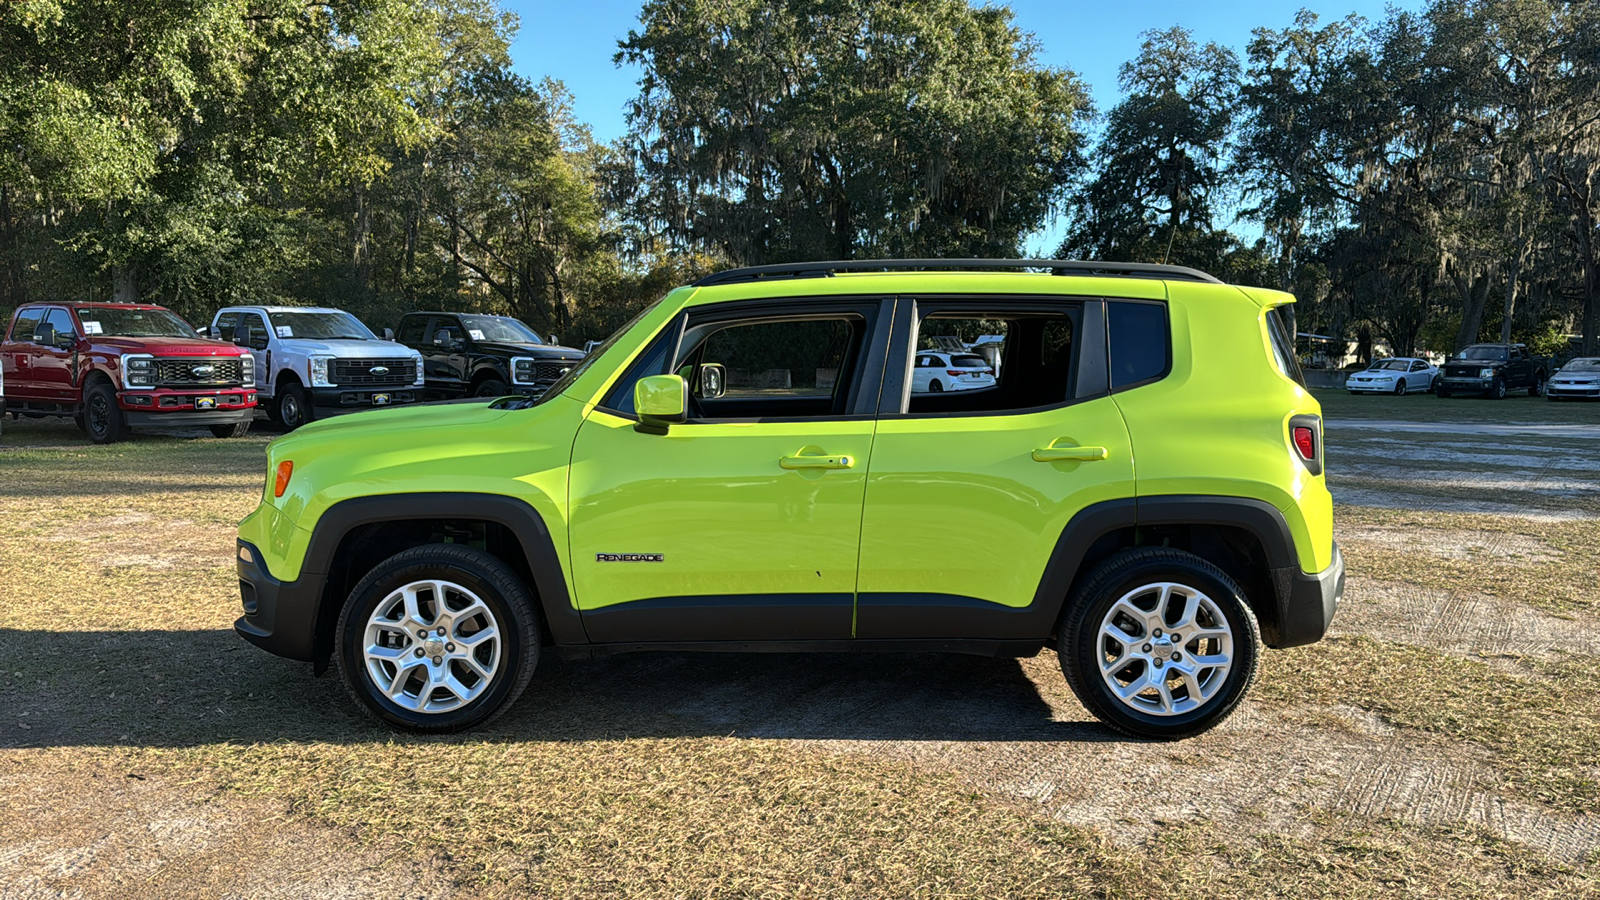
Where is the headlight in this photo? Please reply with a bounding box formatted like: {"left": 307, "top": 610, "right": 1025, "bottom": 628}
{"left": 309, "top": 356, "right": 334, "bottom": 387}
{"left": 121, "top": 354, "right": 156, "bottom": 389}
{"left": 511, "top": 356, "right": 537, "bottom": 385}
{"left": 413, "top": 355, "right": 425, "bottom": 386}
{"left": 239, "top": 354, "right": 255, "bottom": 387}
{"left": 1479, "top": 367, "right": 1496, "bottom": 379}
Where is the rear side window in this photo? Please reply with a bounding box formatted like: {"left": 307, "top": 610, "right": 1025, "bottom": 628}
{"left": 1265, "top": 307, "right": 1304, "bottom": 386}
{"left": 9, "top": 307, "right": 42, "bottom": 342}
{"left": 1108, "top": 301, "right": 1169, "bottom": 390}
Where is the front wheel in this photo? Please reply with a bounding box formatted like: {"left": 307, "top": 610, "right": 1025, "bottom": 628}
{"left": 335, "top": 544, "right": 540, "bottom": 732}
{"left": 276, "top": 383, "right": 313, "bottom": 430}
{"left": 1491, "top": 379, "right": 1507, "bottom": 400}
{"left": 1058, "top": 548, "right": 1260, "bottom": 740}
{"left": 1394, "top": 379, "right": 1407, "bottom": 396}
{"left": 1529, "top": 375, "right": 1545, "bottom": 397}
{"left": 82, "top": 381, "right": 129, "bottom": 444}
{"left": 209, "top": 421, "right": 252, "bottom": 438}
{"left": 475, "top": 378, "right": 509, "bottom": 398}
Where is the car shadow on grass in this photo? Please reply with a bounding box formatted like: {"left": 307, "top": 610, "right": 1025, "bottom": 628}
{"left": 0, "top": 628, "right": 1130, "bottom": 748}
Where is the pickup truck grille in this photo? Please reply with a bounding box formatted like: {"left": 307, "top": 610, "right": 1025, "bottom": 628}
{"left": 332, "top": 358, "right": 417, "bottom": 386}
{"left": 1444, "top": 364, "right": 1484, "bottom": 377}
{"left": 529, "top": 361, "right": 575, "bottom": 384}
{"left": 155, "top": 357, "right": 245, "bottom": 386}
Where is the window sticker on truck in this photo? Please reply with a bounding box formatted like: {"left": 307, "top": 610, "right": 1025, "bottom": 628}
{"left": 276, "top": 325, "right": 293, "bottom": 337}
{"left": 469, "top": 329, "right": 486, "bottom": 340}
{"left": 82, "top": 321, "right": 103, "bottom": 334}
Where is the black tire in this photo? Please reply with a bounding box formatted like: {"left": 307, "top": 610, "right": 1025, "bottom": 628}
{"left": 474, "top": 378, "right": 509, "bottom": 398}
{"left": 1430, "top": 375, "right": 1440, "bottom": 393}
{"left": 209, "top": 421, "right": 251, "bottom": 438}
{"left": 82, "top": 380, "right": 128, "bottom": 444}
{"left": 1529, "top": 374, "right": 1544, "bottom": 397}
{"left": 1394, "top": 379, "right": 1406, "bottom": 396}
{"left": 335, "top": 543, "right": 539, "bottom": 733}
{"left": 1058, "top": 548, "right": 1260, "bottom": 740}
{"left": 929, "top": 380, "right": 944, "bottom": 392}
{"left": 275, "top": 382, "right": 313, "bottom": 430}
{"left": 1490, "top": 379, "right": 1507, "bottom": 400}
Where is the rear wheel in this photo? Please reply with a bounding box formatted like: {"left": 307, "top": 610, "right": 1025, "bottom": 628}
{"left": 82, "top": 381, "right": 128, "bottom": 444}
{"left": 1529, "top": 374, "right": 1545, "bottom": 397}
{"left": 929, "top": 380, "right": 944, "bottom": 392}
{"left": 335, "top": 544, "right": 540, "bottom": 733}
{"left": 209, "top": 421, "right": 251, "bottom": 438}
{"left": 1059, "top": 548, "right": 1260, "bottom": 740}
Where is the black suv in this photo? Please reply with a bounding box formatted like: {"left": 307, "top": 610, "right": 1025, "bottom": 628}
{"left": 394, "top": 312, "right": 585, "bottom": 399}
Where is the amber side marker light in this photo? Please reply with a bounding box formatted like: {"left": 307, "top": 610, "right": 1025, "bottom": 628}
{"left": 274, "top": 460, "right": 294, "bottom": 498}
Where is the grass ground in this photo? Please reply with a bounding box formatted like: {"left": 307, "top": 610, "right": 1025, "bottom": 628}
{"left": 2, "top": 409, "right": 1597, "bottom": 897}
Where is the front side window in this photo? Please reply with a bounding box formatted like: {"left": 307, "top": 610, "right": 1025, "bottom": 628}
{"left": 75, "top": 307, "right": 194, "bottom": 338}
{"left": 214, "top": 312, "right": 242, "bottom": 343}
{"left": 397, "top": 316, "right": 430, "bottom": 345}
{"left": 1462, "top": 346, "right": 1508, "bottom": 361}
{"left": 40, "top": 308, "right": 75, "bottom": 342}
{"left": 674, "top": 315, "right": 863, "bottom": 419}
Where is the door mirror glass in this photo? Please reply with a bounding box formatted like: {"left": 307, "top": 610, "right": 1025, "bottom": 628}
{"left": 696, "top": 363, "right": 727, "bottom": 399}
{"left": 634, "top": 373, "right": 687, "bottom": 434}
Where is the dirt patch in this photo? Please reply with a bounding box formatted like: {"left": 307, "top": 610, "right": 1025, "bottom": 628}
{"left": 1333, "top": 576, "right": 1599, "bottom": 659}
{"left": 0, "top": 753, "right": 456, "bottom": 899}
{"left": 1342, "top": 524, "right": 1564, "bottom": 564}
{"left": 42, "top": 510, "right": 235, "bottom": 572}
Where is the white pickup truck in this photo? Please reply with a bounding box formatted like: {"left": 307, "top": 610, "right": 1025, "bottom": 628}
{"left": 209, "top": 306, "right": 425, "bottom": 430}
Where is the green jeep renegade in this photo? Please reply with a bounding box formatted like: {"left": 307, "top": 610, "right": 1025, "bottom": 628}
{"left": 235, "top": 259, "right": 1343, "bottom": 739}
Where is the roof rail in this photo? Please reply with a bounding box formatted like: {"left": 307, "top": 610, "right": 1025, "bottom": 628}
{"left": 690, "top": 258, "right": 1224, "bottom": 287}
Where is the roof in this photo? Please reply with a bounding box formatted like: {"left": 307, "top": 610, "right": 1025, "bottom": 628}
{"left": 219, "top": 305, "right": 348, "bottom": 314}
{"left": 54, "top": 301, "right": 169, "bottom": 310}
{"left": 691, "top": 258, "right": 1223, "bottom": 287}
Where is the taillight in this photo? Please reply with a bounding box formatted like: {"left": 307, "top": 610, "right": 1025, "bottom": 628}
{"left": 1292, "top": 426, "right": 1315, "bottom": 460}
{"left": 947, "top": 369, "right": 967, "bottom": 376}
{"left": 273, "top": 460, "right": 294, "bottom": 498}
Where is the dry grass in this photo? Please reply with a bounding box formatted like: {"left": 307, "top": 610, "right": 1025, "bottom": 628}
{"left": 3, "top": 415, "right": 1599, "bottom": 896}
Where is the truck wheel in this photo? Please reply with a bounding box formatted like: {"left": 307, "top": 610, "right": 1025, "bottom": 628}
{"left": 209, "top": 421, "right": 252, "bottom": 438}
{"left": 276, "top": 383, "right": 313, "bottom": 430}
{"left": 82, "top": 381, "right": 129, "bottom": 444}
{"left": 335, "top": 544, "right": 540, "bottom": 733}
{"left": 1058, "top": 548, "right": 1260, "bottom": 740}
{"left": 474, "top": 378, "right": 509, "bottom": 398}
{"left": 1529, "top": 375, "right": 1544, "bottom": 397}
{"left": 1490, "top": 379, "right": 1507, "bottom": 400}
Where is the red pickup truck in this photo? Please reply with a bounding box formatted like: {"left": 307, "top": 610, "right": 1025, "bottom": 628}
{"left": 1, "top": 302, "right": 258, "bottom": 443}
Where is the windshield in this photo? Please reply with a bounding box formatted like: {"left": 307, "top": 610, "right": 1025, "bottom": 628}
{"left": 1371, "top": 359, "right": 1408, "bottom": 371}
{"left": 1460, "top": 346, "right": 1509, "bottom": 361}
{"left": 490, "top": 295, "right": 668, "bottom": 411}
{"left": 75, "top": 307, "right": 195, "bottom": 338}
{"left": 1561, "top": 358, "right": 1600, "bottom": 372}
{"left": 267, "top": 311, "right": 374, "bottom": 341}
{"left": 461, "top": 315, "right": 543, "bottom": 344}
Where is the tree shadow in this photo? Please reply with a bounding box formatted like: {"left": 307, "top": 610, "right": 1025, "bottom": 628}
{"left": 0, "top": 628, "right": 1134, "bottom": 748}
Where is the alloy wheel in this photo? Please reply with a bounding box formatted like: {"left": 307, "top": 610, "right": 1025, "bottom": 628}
{"left": 1095, "top": 582, "right": 1235, "bottom": 717}
{"left": 361, "top": 579, "right": 503, "bottom": 714}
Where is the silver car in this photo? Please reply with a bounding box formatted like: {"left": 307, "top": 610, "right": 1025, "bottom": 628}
{"left": 1546, "top": 357, "right": 1600, "bottom": 400}
{"left": 1345, "top": 357, "right": 1438, "bottom": 395}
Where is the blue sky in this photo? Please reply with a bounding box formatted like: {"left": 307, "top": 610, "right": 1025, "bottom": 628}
{"left": 503, "top": 0, "right": 1428, "bottom": 251}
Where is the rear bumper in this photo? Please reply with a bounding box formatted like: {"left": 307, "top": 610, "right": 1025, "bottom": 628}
{"left": 1269, "top": 542, "right": 1344, "bottom": 648}
{"left": 307, "top": 386, "right": 421, "bottom": 409}
{"left": 234, "top": 540, "right": 321, "bottom": 661}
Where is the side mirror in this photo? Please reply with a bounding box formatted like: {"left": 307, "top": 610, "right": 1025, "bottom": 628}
{"left": 32, "top": 323, "right": 57, "bottom": 346}
{"left": 634, "top": 373, "right": 687, "bottom": 435}
{"left": 383, "top": 327, "right": 395, "bottom": 341}
{"left": 696, "top": 363, "right": 727, "bottom": 399}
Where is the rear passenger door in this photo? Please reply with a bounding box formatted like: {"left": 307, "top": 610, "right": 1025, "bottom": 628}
{"left": 2, "top": 307, "right": 44, "bottom": 399}
{"left": 854, "top": 296, "right": 1136, "bottom": 641}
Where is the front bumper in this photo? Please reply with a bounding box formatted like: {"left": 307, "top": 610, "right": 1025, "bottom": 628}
{"left": 234, "top": 540, "right": 322, "bottom": 661}
{"left": 1547, "top": 382, "right": 1600, "bottom": 398}
{"left": 1344, "top": 377, "right": 1397, "bottom": 392}
{"left": 307, "top": 386, "right": 421, "bottom": 410}
{"left": 119, "top": 387, "right": 256, "bottom": 414}
{"left": 125, "top": 407, "right": 256, "bottom": 427}
{"left": 1437, "top": 377, "right": 1496, "bottom": 394}
{"left": 1269, "top": 542, "right": 1344, "bottom": 648}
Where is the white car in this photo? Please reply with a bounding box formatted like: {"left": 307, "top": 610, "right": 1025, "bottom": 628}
{"left": 1345, "top": 357, "right": 1438, "bottom": 395}
{"left": 1547, "top": 357, "right": 1600, "bottom": 400}
{"left": 911, "top": 351, "right": 996, "bottom": 393}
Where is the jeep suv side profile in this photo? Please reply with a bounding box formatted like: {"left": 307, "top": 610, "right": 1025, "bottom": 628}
{"left": 234, "top": 260, "right": 1343, "bottom": 740}
{"left": 210, "top": 306, "right": 426, "bottom": 430}
{"left": 1, "top": 302, "right": 256, "bottom": 443}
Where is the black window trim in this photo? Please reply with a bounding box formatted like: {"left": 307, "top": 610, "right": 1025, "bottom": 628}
{"left": 1107, "top": 297, "right": 1174, "bottom": 394}
{"left": 877, "top": 294, "right": 1106, "bottom": 420}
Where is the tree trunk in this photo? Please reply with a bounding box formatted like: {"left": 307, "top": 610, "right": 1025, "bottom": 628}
{"left": 1450, "top": 267, "right": 1491, "bottom": 351}
{"left": 1578, "top": 200, "right": 1597, "bottom": 355}
{"left": 1499, "top": 257, "right": 1518, "bottom": 345}
{"left": 112, "top": 265, "right": 138, "bottom": 304}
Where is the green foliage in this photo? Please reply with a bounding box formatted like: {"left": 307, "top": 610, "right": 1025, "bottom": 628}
{"left": 619, "top": 0, "right": 1092, "bottom": 263}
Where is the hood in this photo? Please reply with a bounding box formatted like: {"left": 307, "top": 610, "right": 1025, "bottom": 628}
{"left": 278, "top": 337, "right": 420, "bottom": 357}
{"left": 287, "top": 397, "right": 510, "bottom": 442}
{"left": 92, "top": 336, "right": 249, "bottom": 357}
{"left": 474, "top": 340, "right": 585, "bottom": 360}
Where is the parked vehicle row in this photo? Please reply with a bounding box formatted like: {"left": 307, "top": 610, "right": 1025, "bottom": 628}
{"left": 1342, "top": 343, "right": 1599, "bottom": 402}
{"left": 2, "top": 301, "right": 584, "bottom": 443}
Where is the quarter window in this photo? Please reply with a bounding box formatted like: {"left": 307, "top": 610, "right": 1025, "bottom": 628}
{"left": 1108, "top": 301, "right": 1170, "bottom": 390}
